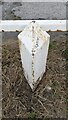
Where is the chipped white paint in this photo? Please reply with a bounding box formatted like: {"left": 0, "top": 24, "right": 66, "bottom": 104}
{"left": 0, "top": 20, "right": 67, "bottom": 32}
{"left": 18, "top": 21, "right": 50, "bottom": 90}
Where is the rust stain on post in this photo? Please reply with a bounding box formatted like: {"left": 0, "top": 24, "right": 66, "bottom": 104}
{"left": 57, "top": 29, "right": 63, "bottom": 32}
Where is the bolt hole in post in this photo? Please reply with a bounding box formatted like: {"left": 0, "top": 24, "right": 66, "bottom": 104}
{"left": 35, "top": 37, "right": 39, "bottom": 48}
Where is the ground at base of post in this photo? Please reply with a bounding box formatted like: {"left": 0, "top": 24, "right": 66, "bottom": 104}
{"left": 2, "top": 32, "right": 67, "bottom": 119}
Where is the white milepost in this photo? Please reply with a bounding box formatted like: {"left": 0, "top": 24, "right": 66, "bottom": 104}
{"left": 18, "top": 21, "right": 50, "bottom": 90}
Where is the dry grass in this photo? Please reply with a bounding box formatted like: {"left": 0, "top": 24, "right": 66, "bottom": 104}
{"left": 2, "top": 32, "right": 67, "bottom": 119}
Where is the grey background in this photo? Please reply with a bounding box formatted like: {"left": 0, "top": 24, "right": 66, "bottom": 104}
{"left": 2, "top": 2, "right": 67, "bottom": 20}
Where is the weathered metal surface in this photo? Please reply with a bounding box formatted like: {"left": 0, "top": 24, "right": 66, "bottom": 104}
{"left": 0, "top": 20, "right": 67, "bottom": 32}
{"left": 18, "top": 21, "right": 50, "bottom": 90}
